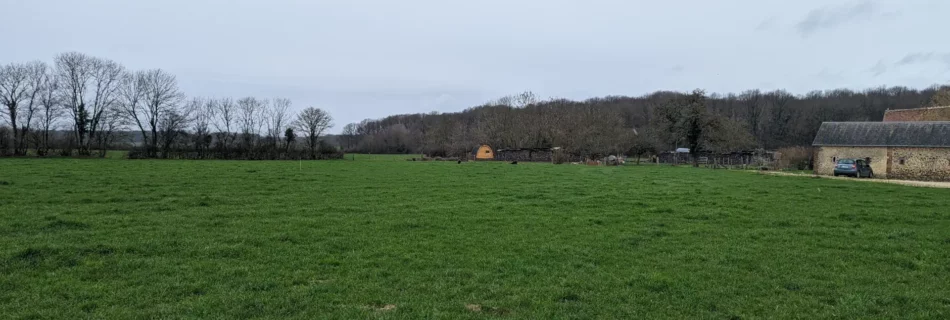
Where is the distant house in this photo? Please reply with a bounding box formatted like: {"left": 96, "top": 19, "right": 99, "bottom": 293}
{"left": 812, "top": 122, "right": 950, "bottom": 181}
{"left": 883, "top": 106, "right": 950, "bottom": 122}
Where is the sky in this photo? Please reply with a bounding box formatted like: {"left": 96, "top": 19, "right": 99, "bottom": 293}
{"left": 3, "top": 0, "right": 950, "bottom": 132}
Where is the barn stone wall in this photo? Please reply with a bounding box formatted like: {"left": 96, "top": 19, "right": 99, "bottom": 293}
{"left": 815, "top": 146, "right": 950, "bottom": 181}
{"left": 814, "top": 147, "right": 888, "bottom": 178}
{"left": 888, "top": 147, "right": 950, "bottom": 181}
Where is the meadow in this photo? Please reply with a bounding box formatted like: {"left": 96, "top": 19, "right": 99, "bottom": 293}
{"left": 1, "top": 158, "right": 948, "bottom": 319}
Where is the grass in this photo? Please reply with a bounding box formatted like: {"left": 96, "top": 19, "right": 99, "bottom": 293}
{"left": 1, "top": 159, "right": 948, "bottom": 319}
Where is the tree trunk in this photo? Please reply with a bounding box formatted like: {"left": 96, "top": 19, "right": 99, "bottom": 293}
{"left": 7, "top": 105, "right": 19, "bottom": 155}
{"left": 17, "top": 126, "right": 31, "bottom": 156}
{"left": 151, "top": 127, "right": 159, "bottom": 157}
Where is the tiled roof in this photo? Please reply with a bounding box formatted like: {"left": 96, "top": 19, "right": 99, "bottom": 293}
{"left": 812, "top": 122, "right": 950, "bottom": 147}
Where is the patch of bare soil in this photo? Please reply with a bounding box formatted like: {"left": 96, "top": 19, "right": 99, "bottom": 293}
{"left": 362, "top": 304, "right": 397, "bottom": 312}
{"left": 760, "top": 171, "right": 950, "bottom": 189}
{"left": 465, "top": 303, "right": 509, "bottom": 315}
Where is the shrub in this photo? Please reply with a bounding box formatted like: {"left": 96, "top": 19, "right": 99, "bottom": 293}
{"left": 775, "top": 147, "right": 813, "bottom": 170}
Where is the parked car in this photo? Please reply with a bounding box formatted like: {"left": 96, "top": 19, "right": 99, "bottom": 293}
{"left": 833, "top": 158, "right": 874, "bottom": 178}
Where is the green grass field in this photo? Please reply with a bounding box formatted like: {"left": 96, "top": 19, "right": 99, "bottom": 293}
{"left": 1, "top": 159, "right": 948, "bottom": 319}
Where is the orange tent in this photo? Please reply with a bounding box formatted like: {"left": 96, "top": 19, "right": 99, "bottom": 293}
{"left": 472, "top": 144, "right": 494, "bottom": 160}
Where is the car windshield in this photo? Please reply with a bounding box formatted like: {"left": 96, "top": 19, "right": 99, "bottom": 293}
{"left": 837, "top": 159, "right": 855, "bottom": 164}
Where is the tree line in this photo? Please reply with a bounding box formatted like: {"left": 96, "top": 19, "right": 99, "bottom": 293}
{"left": 341, "top": 85, "right": 950, "bottom": 158}
{"left": 0, "top": 52, "right": 338, "bottom": 159}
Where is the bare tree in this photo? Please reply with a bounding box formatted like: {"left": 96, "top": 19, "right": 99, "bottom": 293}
{"left": 54, "top": 52, "right": 91, "bottom": 155}
{"left": 139, "top": 69, "right": 183, "bottom": 155}
{"left": 255, "top": 99, "right": 269, "bottom": 144}
{"left": 0, "top": 62, "right": 30, "bottom": 155}
{"left": 627, "top": 128, "right": 658, "bottom": 164}
{"left": 213, "top": 97, "right": 236, "bottom": 148}
{"left": 35, "top": 70, "right": 62, "bottom": 155}
{"left": 267, "top": 98, "right": 291, "bottom": 149}
{"left": 764, "top": 90, "right": 794, "bottom": 148}
{"left": 740, "top": 89, "right": 764, "bottom": 147}
{"left": 514, "top": 90, "right": 539, "bottom": 108}
{"left": 295, "top": 106, "right": 333, "bottom": 158}
{"left": 487, "top": 95, "right": 514, "bottom": 107}
{"left": 191, "top": 97, "right": 213, "bottom": 155}
{"left": 159, "top": 109, "right": 191, "bottom": 157}
{"left": 15, "top": 62, "right": 48, "bottom": 155}
{"left": 237, "top": 97, "right": 265, "bottom": 150}
{"left": 341, "top": 122, "right": 358, "bottom": 151}
{"left": 96, "top": 107, "right": 126, "bottom": 156}
{"left": 119, "top": 70, "right": 147, "bottom": 149}
{"left": 87, "top": 57, "right": 125, "bottom": 155}
{"left": 930, "top": 85, "right": 950, "bottom": 107}
{"left": 55, "top": 52, "right": 124, "bottom": 155}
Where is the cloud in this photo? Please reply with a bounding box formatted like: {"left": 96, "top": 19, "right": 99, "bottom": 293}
{"left": 895, "top": 52, "right": 950, "bottom": 66}
{"left": 814, "top": 68, "right": 847, "bottom": 82}
{"left": 796, "top": 1, "right": 875, "bottom": 37}
{"left": 755, "top": 17, "right": 775, "bottom": 31}
{"left": 869, "top": 52, "right": 950, "bottom": 76}
{"left": 670, "top": 65, "right": 685, "bottom": 73}
{"left": 869, "top": 61, "right": 888, "bottom": 76}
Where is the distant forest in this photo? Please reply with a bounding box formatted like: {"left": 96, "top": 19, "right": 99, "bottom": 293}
{"left": 341, "top": 86, "right": 950, "bottom": 157}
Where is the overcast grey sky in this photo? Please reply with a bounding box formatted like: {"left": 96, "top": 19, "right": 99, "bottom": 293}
{"left": 3, "top": 0, "right": 949, "bottom": 131}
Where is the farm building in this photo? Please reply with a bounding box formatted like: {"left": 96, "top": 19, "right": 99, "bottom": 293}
{"left": 883, "top": 106, "right": 950, "bottom": 122}
{"left": 472, "top": 144, "right": 494, "bottom": 160}
{"left": 812, "top": 121, "right": 950, "bottom": 181}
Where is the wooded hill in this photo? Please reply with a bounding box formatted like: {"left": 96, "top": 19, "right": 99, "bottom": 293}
{"left": 341, "top": 86, "right": 950, "bottom": 157}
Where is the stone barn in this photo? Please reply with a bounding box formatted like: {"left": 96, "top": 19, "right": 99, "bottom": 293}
{"left": 812, "top": 122, "right": 950, "bottom": 181}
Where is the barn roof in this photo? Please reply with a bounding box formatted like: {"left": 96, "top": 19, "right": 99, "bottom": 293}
{"left": 812, "top": 122, "right": 950, "bottom": 147}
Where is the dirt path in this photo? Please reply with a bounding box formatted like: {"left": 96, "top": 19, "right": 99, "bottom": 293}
{"left": 760, "top": 171, "right": 950, "bottom": 189}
